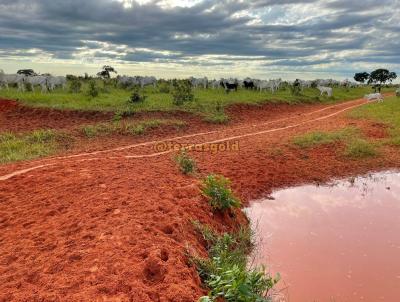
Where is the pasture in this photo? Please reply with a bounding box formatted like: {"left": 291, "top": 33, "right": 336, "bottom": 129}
{"left": 0, "top": 79, "right": 385, "bottom": 122}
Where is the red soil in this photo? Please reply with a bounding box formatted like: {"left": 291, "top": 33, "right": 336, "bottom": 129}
{"left": 0, "top": 97, "right": 399, "bottom": 301}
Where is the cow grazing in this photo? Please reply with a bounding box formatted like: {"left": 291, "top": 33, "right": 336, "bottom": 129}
{"left": 221, "top": 78, "right": 238, "bottom": 93}
{"left": 136, "top": 76, "right": 157, "bottom": 88}
{"left": 396, "top": 88, "right": 400, "bottom": 97}
{"left": 317, "top": 85, "right": 333, "bottom": 97}
{"left": 47, "top": 76, "right": 67, "bottom": 91}
{"left": 209, "top": 79, "right": 221, "bottom": 89}
{"left": 25, "top": 76, "right": 48, "bottom": 93}
{"left": 190, "top": 77, "right": 208, "bottom": 89}
{"left": 243, "top": 79, "right": 255, "bottom": 90}
{"left": 364, "top": 93, "right": 384, "bottom": 102}
{"left": 0, "top": 70, "right": 26, "bottom": 91}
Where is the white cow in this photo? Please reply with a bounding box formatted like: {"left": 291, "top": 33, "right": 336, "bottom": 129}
{"left": 136, "top": 76, "right": 157, "bottom": 88}
{"left": 0, "top": 70, "right": 26, "bottom": 91}
{"left": 47, "top": 76, "right": 67, "bottom": 91}
{"left": 256, "top": 79, "right": 281, "bottom": 93}
{"left": 364, "top": 93, "right": 384, "bottom": 102}
{"left": 396, "top": 88, "right": 400, "bottom": 97}
{"left": 190, "top": 77, "right": 208, "bottom": 89}
{"left": 25, "top": 76, "right": 48, "bottom": 93}
{"left": 317, "top": 85, "right": 333, "bottom": 97}
{"left": 209, "top": 79, "right": 221, "bottom": 89}
{"left": 117, "top": 75, "right": 138, "bottom": 88}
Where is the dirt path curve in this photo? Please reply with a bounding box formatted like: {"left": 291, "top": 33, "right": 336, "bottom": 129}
{"left": 0, "top": 98, "right": 368, "bottom": 181}
{"left": 2, "top": 96, "right": 396, "bottom": 302}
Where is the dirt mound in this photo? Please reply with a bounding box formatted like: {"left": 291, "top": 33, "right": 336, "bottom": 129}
{"left": 0, "top": 99, "right": 113, "bottom": 133}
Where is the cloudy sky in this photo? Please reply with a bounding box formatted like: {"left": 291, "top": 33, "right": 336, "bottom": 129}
{"left": 0, "top": 0, "right": 399, "bottom": 80}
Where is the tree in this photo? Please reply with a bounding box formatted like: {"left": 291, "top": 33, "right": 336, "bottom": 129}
{"left": 368, "top": 69, "right": 397, "bottom": 92}
{"left": 17, "top": 69, "right": 37, "bottom": 76}
{"left": 368, "top": 69, "right": 397, "bottom": 85}
{"left": 354, "top": 72, "right": 370, "bottom": 84}
{"left": 97, "top": 65, "right": 117, "bottom": 79}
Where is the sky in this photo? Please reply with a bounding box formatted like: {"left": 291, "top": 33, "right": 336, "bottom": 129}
{"left": 0, "top": 0, "right": 399, "bottom": 80}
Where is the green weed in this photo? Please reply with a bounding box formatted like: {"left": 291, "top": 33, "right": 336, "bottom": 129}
{"left": 175, "top": 150, "right": 197, "bottom": 174}
{"left": 201, "top": 174, "right": 241, "bottom": 211}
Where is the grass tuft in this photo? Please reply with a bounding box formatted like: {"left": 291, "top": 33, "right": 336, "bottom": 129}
{"left": 344, "top": 139, "right": 377, "bottom": 158}
{"left": 81, "top": 119, "right": 186, "bottom": 138}
{"left": 201, "top": 174, "right": 241, "bottom": 211}
{"left": 293, "top": 128, "right": 359, "bottom": 148}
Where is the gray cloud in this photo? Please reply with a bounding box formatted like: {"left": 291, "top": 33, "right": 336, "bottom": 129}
{"left": 0, "top": 0, "right": 398, "bottom": 78}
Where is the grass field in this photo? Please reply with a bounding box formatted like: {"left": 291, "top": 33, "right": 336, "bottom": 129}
{"left": 0, "top": 81, "right": 386, "bottom": 119}
{"left": 292, "top": 95, "right": 400, "bottom": 158}
{"left": 350, "top": 95, "right": 400, "bottom": 146}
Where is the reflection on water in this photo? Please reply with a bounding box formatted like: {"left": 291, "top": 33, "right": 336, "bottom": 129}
{"left": 245, "top": 171, "right": 400, "bottom": 302}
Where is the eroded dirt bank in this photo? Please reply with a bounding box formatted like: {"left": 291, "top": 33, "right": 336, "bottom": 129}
{"left": 0, "top": 97, "right": 399, "bottom": 301}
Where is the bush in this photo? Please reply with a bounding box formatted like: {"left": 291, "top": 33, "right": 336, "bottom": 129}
{"left": 191, "top": 222, "right": 279, "bottom": 302}
{"left": 69, "top": 78, "right": 82, "bottom": 93}
{"left": 87, "top": 80, "right": 99, "bottom": 98}
{"left": 128, "top": 86, "right": 147, "bottom": 103}
{"left": 158, "top": 82, "right": 171, "bottom": 93}
{"left": 171, "top": 79, "right": 194, "bottom": 105}
{"left": 175, "top": 150, "right": 197, "bottom": 174}
{"left": 201, "top": 174, "right": 241, "bottom": 211}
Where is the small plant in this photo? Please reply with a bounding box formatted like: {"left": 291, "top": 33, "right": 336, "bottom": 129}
{"left": 171, "top": 79, "right": 194, "bottom": 105}
{"left": 201, "top": 174, "right": 241, "bottom": 211}
{"left": 175, "top": 150, "right": 197, "bottom": 174}
{"left": 69, "top": 78, "right": 82, "bottom": 93}
{"left": 128, "top": 86, "right": 147, "bottom": 103}
{"left": 87, "top": 80, "right": 99, "bottom": 98}
{"left": 191, "top": 222, "right": 279, "bottom": 302}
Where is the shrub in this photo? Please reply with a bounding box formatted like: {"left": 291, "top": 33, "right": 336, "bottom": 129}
{"left": 191, "top": 222, "right": 279, "bottom": 302}
{"left": 158, "top": 82, "right": 171, "bottom": 93}
{"left": 201, "top": 174, "right": 241, "bottom": 211}
{"left": 171, "top": 79, "right": 194, "bottom": 105}
{"left": 69, "top": 78, "right": 82, "bottom": 93}
{"left": 175, "top": 150, "right": 197, "bottom": 174}
{"left": 87, "top": 80, "right": 99, "bottom": 98}
{"left": 128, "top": 86, "right": 147, "bottom": 103}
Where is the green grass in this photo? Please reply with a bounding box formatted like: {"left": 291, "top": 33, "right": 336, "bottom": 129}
{"left": 344, "top": 139, "right": 378, "bottom": 158}
{"left": 293, "top": 127, "right": 359, "bottom": 148}
{"left": 81, "top": 119, "right": 187, "bottom": 138}
{"left": 350, "top": 96, "right": 400, "bottom": 146}
{"left": 0, "top": 82, "right": 385, "bottom": 118}
{"left": 191, "top": 221, "right": 279, "bottom": 302}
{"left": 292, "top": 127, "right": 379, "bottom": 159}
{"left": 0, "top": 130, "right": 62, "bottom": 163}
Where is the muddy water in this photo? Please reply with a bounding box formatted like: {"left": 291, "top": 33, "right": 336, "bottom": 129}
{"left": 246, "top": 171, "right": 400, "bottom": 302}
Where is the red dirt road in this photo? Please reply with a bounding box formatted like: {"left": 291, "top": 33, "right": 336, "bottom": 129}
{"left": 1, "top": 97, "right": 399, "bottom": 301}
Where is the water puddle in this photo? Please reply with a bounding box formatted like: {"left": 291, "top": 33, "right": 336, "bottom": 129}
{"left": 245, "top": 171, "right": 400, "bottom": 302}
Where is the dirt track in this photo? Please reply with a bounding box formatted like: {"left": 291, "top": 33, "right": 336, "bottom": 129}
{"left": 1, "top": 97, "right": 399, "bottom": 301}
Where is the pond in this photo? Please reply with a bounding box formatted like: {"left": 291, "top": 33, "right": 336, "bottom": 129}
{"left": 245, "top": 171, "right": 400, "bottom": 302}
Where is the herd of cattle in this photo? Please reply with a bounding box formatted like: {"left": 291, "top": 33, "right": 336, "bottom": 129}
{"left": 0, "top": 70, "right": 66, "bottom": 92}
{"left": 117, "top": 75, "right": 358, "bottom": 96}
{"left": 1, "top": 69, "right": 397, "bottom": 101}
